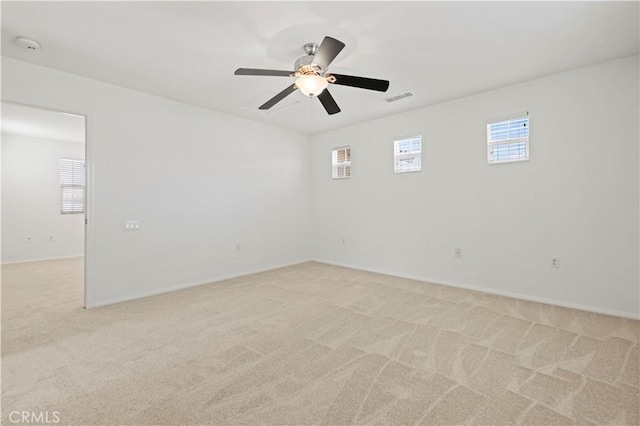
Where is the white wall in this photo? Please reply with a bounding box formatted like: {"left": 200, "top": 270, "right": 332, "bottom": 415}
{"left": 3, "top": 55, "right": 637, "bottom": 317}
{"left": 311, "top": 55, "right": 640, "bottom": 318}
{"left": 1, "top": 57, "right": 312, "bottom": 307}
{"left": 1, "top": 133, "right": 85, "bottom": 263}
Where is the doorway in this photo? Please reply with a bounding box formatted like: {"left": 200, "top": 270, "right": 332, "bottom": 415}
{"left": 1, "top": 101, "right": 87, "bottom": 308}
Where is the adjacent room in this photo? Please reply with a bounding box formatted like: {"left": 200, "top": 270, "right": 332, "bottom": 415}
{"left": 1, "top": 102, "right": 86, "bottom": 304}
{"left": 1, "top": 2, "right": 638, "bottom": 425}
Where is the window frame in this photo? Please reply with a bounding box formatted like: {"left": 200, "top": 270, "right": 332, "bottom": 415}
{"left": 60, "top": 157, "right": 86, "bottom": 214}
{"left": 486, "top": 112, "right": 530, "bottom": 165}
{"left": 332, "top": 146, "right": 351, "bottom": 180}
{"left": 393, "top": 134, "right": 422, "bottom": 173}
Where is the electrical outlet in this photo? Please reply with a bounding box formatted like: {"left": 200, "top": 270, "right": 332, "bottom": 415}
{"left": 551, "top": 257, "right": 560, "bottom": 268}
{"left": 454, "top": 248, "right": 462, "bottom": 258}
{"left": 123, "top": 220, "right": 140, "bottom": 231}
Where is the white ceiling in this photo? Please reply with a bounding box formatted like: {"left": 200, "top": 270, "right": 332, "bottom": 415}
{"left": 1, "top": 2, "right": 638, "bottom": 135}
{"left": 1, "top": 102, "right": 85, "bottom": 144}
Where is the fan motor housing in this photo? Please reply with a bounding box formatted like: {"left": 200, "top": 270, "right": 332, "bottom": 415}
{"left": 294, "top": 54, "right": 323, "bottom": 74}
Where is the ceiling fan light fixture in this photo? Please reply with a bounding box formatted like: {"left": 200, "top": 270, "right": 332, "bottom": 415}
{"left": 295, "top": 74, "right": 328, "bottom": 97}
{"left": 234, "top": 36, "right": 388, "bottom": 114}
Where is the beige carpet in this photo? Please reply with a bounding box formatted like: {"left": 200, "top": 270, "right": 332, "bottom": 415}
{"left": 2, "top": 258, "right": 639, "bottom": 425}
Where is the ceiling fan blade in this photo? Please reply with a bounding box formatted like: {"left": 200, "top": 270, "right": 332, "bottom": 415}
{"left": 330, "top": 74, "right": 390, "bottom": 92}
{"left": 317, "top": 89, "right": 341, "bottom": 115}
{"left": 313, "top": 37, "right": 346, "bottom": 70}
{"left": 235, "top": 68, "right": 293, "bottom": 77}
{"left": 259, "top": 85, "right": 298, "bottom": 110}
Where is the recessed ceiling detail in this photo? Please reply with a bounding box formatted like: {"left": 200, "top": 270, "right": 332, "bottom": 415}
{"left": 1, "top": 2, "right": 638, "bottom": 134}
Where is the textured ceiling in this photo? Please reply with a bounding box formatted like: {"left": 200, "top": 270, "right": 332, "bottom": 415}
{"left": 1, "top": 2, "right": 638, "bottom": 135}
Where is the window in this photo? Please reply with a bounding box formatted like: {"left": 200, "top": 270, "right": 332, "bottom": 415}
{"left": 487, "top": 113, "right": 529, "bottom": 164}
{"left": 394, "top": 135, "right": 422, "bottom": 173}
{"left": 332, "top": 146, "right": 351, "bottom": 179}
{"left": 60, "top": 158, "right": 85, "bottom": 214}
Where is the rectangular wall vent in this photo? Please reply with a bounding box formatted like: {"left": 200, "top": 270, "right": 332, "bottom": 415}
{"left": 384, "top": 92, "right": 414, "bottom": 103}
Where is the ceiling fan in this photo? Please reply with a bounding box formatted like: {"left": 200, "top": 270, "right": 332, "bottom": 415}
{"left": 234, "top": 36, "right": 390, "bottom": 115}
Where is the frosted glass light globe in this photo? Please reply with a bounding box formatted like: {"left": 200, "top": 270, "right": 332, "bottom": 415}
{"left": 296, "top": 75, "right": 329, "bottom": 97}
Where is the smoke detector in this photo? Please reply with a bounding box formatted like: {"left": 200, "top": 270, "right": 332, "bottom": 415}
{"left": 15, "top": 37, "right": 41, "bottom": 51}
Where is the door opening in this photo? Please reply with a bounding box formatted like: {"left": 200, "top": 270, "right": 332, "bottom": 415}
{"left": 1, "top": 101, "right": 87, "bottom": 309}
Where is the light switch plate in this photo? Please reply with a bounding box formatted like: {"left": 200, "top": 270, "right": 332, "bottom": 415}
{"left": 123, "top": 220, "right": 140, "bottom": 231}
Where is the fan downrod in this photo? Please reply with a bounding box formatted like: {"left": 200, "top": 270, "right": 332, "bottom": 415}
{"left": 303, "top": 43, "right": 318, "bottom": 56}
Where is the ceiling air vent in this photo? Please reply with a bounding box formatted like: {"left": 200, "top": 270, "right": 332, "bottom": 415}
{"left": 384, "top": 92, "right": 414, "bottom": 103}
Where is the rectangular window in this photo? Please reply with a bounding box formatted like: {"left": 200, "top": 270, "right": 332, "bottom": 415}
{"left": 394, "top": 135, "right": 422, "bottom": 173}
{"left": 60, "top": 158, "right": 85, "bottom": 214}
{"left": 487, "top": 113, "right": 529, "bottom": 164}
{"left": 332, "top": 146, "right": 351, "bottom": 179}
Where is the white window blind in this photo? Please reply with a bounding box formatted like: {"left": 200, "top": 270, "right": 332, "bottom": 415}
{"left": 487, "top": 113, "right": 529, "bottom": 164}
{"left": 394, "top": 135, "right": 422, "bottom": 173}
{"left": 332, "top": 146, "right": 351, "bottom": 179}
{"left": 60, "top": 158, "right": 85, "bottom": 214}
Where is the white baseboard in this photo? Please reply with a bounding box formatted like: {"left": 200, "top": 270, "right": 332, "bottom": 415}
{"left": 17, "top": 254, "right": 636, "bottom": 320}
{"left": 1, "top": 255, "right": 83, "bottom": 265}
{"left": 313, "top": 258, "right": 640, "bottom": 320}
{"left": 91, "top": 259, "right": 314, "bottom": 308}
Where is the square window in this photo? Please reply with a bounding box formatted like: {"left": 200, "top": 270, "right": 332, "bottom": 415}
{"left": 487, "top": 114, "right": 529, "bottom": 164}
{"left": 394, "top": 135, "right": 422, "bottom": 173}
